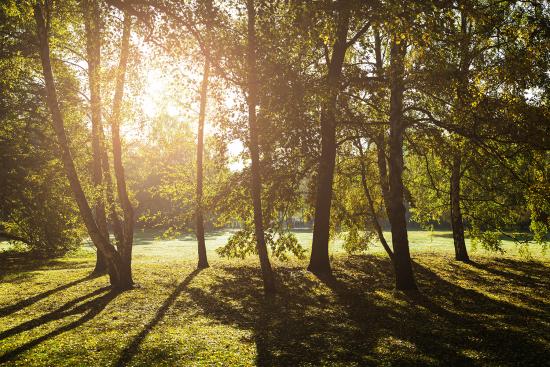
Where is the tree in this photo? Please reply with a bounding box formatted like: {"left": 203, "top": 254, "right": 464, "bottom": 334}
{"left": 195, "top": 0, "right": 213, "bottom": 270}
{"left": 308, "top": 0, "right": 352, "bottom": 275}
{"left": 109, "top": 11, "right": 135, "bottom": 283}
{"left": 386, "top": 37, "right": 416, "bottom": 290}
{"left": 82, "top": 0, "right": 113, "bottom": 274}
{"left": 34, "top": 0, "right": 132, "bottom": 290}
{"left": 245, "top": 0, "right": 275, "bottom": 293}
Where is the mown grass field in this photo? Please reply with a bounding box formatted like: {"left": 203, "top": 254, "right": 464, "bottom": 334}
{"left": 0, "top": 230, "right": 549, "bottom": 366}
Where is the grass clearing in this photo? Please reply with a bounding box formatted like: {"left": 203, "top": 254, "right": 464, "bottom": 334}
{"left": 0, "top": 230, "right": 549, "bottom": 366}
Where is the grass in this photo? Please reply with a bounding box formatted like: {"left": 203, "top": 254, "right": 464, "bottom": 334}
{"left": 0, "top": 229, "right": 549, "bottom": 366}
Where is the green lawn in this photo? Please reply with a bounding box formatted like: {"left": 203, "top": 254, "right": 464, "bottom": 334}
{"left": 0, "top": 230, "right": 549, "bottom": 366}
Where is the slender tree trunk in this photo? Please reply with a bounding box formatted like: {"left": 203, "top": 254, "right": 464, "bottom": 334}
{"left": 195, "top": 0, "right": 213, "bottom": 269}
{"left": 110, "top": 13, "right": 134, "bottom": 285}
{"left": 355, "top": 139, "right": 394, "bottom": 261}
{"left": 308, "top": 2, "right": 351, "bottom": 275}
{"left": 387, "top": 39, "right": 416, "bottom": 291}
{"left": 246, "top": 0, "right": 275, "bottom": 293}
{"left": 196, "top": 56, "right": 210, "bottom": 269}
{"left": 450, "top": 153, "right": 469, "bottom": 261}
{"left": 82, "top": 0, "right": 110, "bottom": 275}
{"left": 450, "top": 9, "right": 469, "bottom": 263}
{"left": 34, "top": 2, "right": 129, "bottom": 289}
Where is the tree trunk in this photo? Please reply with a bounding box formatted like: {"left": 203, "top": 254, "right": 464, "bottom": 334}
{"left": 34, "top": 2, "right": 130, "bottom": 290}
{"left": 450, "top": 153, "right": 469, "bottom": 261}
{"left": 449, "top": 8, "right": 469, "bottom": 263}
{"left": 196, "top": 56, "right": 210, "bottom": 269}
{"left": 82, "top": 0, "right": 110, "bottom": 275}
{"left": 387, "top": 39, "right": 417, "bottom": 291}
{"left": 246, "top": 0, "right": 275, "bottom": 293}
{"left": 308, "top": 2, "right": 351, "bottom": 275}
{"left": 110, "top": 13, "right": 134, "bottom": 285}
{"left": 195, "top": 0, "right": 213, "bottom": 269}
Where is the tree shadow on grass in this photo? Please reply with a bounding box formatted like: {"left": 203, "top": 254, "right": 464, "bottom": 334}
{"left": 0, "top": 250, "right": 90, "bottom": 282}
{"left": 186, "top": 263, "right": 402, "bottom": 366}
{"left": 186, "top": 256, "right": 549, "bottom": 367}
{"left": 0, "top": 287, "right": 118, "bottom": 364}
{"left": 115, "top": 269, "right": 202, "bottom": 367}
{"left": 468, "top": 258, "right": 550, "bottom": 288}
{"left": 405, "top": 261, "right": 548, "bottom": 364}
{"left": 0, "top": 276, "right": 92, "bottom": 318}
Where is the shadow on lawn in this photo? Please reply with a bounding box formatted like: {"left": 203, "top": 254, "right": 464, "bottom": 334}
{"left": 0, "top": 287, "right": 118, "bottom": 364}
{"left": 0, "top": 276, "right": 92, "bottom": 318}
{"left": 468, "top": 258, "right": 548, "bottom": 287}
{"left": 0, "top": 250, "right": 89, "bottom": 282}
{"left": 185, "top": 256, "right": 549, "bottom": 367}
{"left": 115, "top": 269, "right": 202, "bottom": 367}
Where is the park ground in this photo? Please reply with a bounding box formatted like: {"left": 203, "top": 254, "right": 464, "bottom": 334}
{"left": 0, "top": 230, "right": 549, "bottom": 366}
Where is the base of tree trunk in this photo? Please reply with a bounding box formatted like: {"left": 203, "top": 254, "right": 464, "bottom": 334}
{"left": 455, "top": 253, "right": 470, "bottom": 262}
{"left": 306, "top": 262, "right": 332, "bottom": 276}
{"left": 112, "top": 282, "right": 134, "bottom": 291}
{"left": 111, "top": 273, "right": 134, "bottom": 291}
{"left": 395, "top": 278, "right": 418, "bottom": 291}
{"left": 197, "top": 260, "right": 209, "bottom": 269}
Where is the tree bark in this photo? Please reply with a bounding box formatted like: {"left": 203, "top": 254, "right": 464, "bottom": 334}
{"left": 246, "top": 0, "right": 275, "bottom": 293}
{"left": 110, "top": 13, "right": 134, "bottom": 284}
{"left": 82, "top": 0, "right": 110, "bottom": 275}
{"left": 449, "top": 8, "right": 470, "bottom": 263}
{"left": 308, "top": 2, "right": 351, "bottom": 275}
{"left": 450, "top": 153, "right": 469, "bottom": 261}
{"left": 195, "top": 0, "right": 212, "bottom": 270}
{"left": 387, "top": 39, "right": 416, "bottom": 290}
{"left": 34, "top": 2, "right": 130, "bottom": 290}
{"left": 196, "top": 56, "right": 210, "bottom": 269}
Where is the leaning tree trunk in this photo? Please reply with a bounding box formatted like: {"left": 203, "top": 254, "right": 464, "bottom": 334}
{"left": 195, "top": 55, "right": 210, "bottom": 269}
{"left": 450, "top": 153, "right": 469, "bottom": 261}
{"left": 308, "top": 2, "right": 351, "bottom": 275}
{"left": 110, "top": 13, "right": 134, "bottom": 284}
{"left": 82, "top": 0, "right": 110, "bottom": 275}
{"left": 387, "top": 39, "right": 417, "bottom": 291}
{"left": 34, "top": 2, "right": 130, "bottom": 290}
{"left": 246, "top": 0, "right": 275, "bottom": 293}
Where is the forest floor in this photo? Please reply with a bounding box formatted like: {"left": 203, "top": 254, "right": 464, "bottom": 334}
{"left": 0, "top": 230, "right": 549, "bottom": 366}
